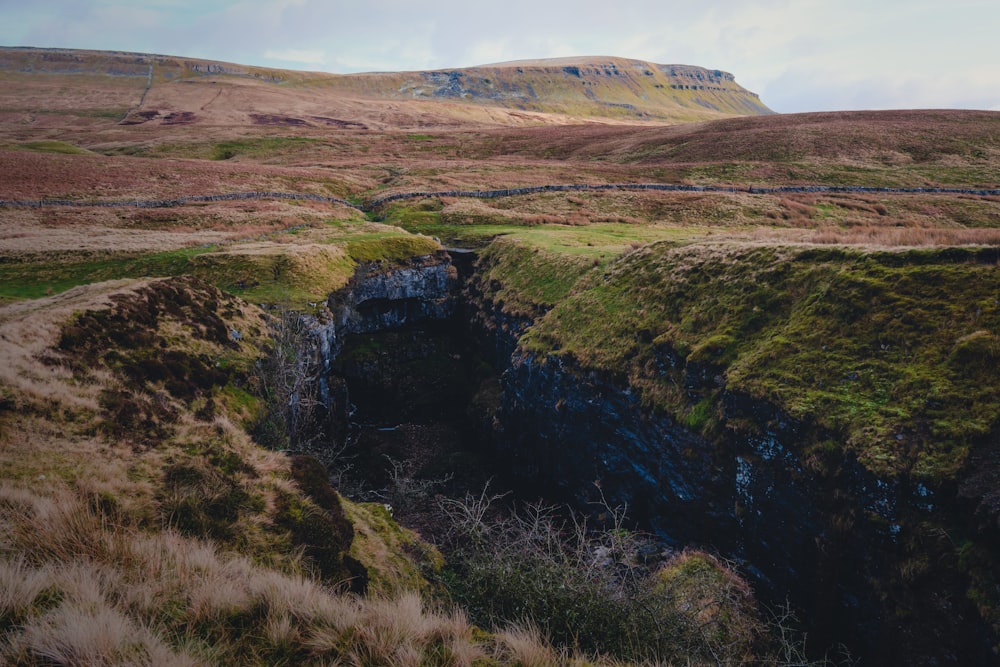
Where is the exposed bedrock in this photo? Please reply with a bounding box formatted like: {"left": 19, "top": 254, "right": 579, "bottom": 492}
{"left": 493, "top": 346, "right": 997, "bottom": 665}
{"left": 301, "top": 247, "right": 998, "bottom": 665}
{"left": 327, "top": 253, "right": 458, "bottom": 337}
{"left": 293, "top": 250, "right": 458, "bottom": 443}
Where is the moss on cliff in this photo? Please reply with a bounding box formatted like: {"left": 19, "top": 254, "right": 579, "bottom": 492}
{"left": 515, "top": 241, "right": 1000, "bottom": 481}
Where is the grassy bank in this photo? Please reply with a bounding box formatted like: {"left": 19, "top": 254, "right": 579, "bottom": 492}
{"left": 510, "top": 240, "right": 1000, "bottom": 481}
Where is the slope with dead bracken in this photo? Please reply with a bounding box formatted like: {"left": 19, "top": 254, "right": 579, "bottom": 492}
{"left": 448, "top": 109, "right": 1000, "bottom": 175}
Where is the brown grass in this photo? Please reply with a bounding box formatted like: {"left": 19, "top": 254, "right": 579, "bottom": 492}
{"left": 0, "top": 149, "right": 361, "bottom": 200}
{"left": 0, "top": 276, "right": 670, "bottom": 666}
{"left": 470, "top": 109, "right": 1000, "bottom": 168}
{"left": 0, "top": 483, "right": 657, "bottom": 666}
{"left": 806, "top": 225, "right": 1000, "bottom": 246}
{"left": 0, "top": 279, "right": 134, "bottom": 409}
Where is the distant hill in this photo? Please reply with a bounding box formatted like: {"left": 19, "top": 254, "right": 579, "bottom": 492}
{"left": 321, "top": 55, "right": 772, "bottom": 120}
{"left": 0, "top": 47, "right": 771, "bottom": 128}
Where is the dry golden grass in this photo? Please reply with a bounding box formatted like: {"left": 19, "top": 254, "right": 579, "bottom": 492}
{"left": 0, "top": 279, "right": 136, "bottom": 409}
{"left": 736, "top": 221, "right": 1000, "bottom": 247}
{"left": 0, "top": 200, "right": 354, "bottom": 255}
{"left": 806, "top": 226, "right": 1000, "bottom": 246}
{"left": 0, "top": 276, "right": 664, "bottom": 666}
{"left": 0, "top": 217, "right": 239, "bottom": 254}
{"left": 0, "top": 483, "right": 649, "bottom": 666}
{"left": 494, "top": 624, "right": 563, "bottom": 666}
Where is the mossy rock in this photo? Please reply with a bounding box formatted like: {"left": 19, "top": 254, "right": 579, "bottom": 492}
{"left": 520, "top": 242, "right": 1000, "bottom": 480}
{"left": 948, "top": 330, "right": 999, "bottom": 373}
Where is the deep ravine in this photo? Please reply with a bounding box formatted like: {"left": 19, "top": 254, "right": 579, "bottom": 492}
{"left": 299, "top": 248, "right": 998, "bottom": 666}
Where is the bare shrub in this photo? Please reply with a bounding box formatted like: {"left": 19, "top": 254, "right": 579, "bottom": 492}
{"left": 436, "top": 487, "right": 762, "bottom": 664}
{"left": 250, "top": 308, "right": 326, "bottom": 450}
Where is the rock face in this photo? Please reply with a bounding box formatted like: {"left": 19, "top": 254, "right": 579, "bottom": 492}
{"left": 327, "top": 253, "right": 458, "bottom": 338}
{"left": 309, "top": 251, "right": 457, "bottom": 378}
{"left": 297, "top": 251, "right": 458, "bottom": 442}
{"left": 493, "top": 348, "right": 997, "bottom": 665}
{"left": 499, "top": 353, "right": 731, "bottom": 542}
{"left": 308, "top": 248, "right": 998, "bottom": 665}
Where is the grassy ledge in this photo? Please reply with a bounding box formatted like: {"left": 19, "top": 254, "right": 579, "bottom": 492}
{"left": 516, "top": 241, "right": 1000, "bottom": 481}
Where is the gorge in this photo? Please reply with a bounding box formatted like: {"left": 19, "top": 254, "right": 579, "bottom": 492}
{"left": 296, "top": 244, "right": 1000, "bottom": 665}
{"left": 4, "top": 45, "right": 1000, "bottom": 666}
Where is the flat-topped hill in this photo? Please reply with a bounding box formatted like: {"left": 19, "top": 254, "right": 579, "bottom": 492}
{"left": 0, "top": 47, "right": 771, "bottom": 128}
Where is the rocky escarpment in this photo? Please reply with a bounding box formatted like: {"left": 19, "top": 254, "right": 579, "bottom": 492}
{"left": 372, "top": 56, "right": 772, "bottom": 118}
{"left": 496, "top": 345, "right": 997, "bottom": 662}
{"left": 294, "top": 242, "right": 999, "bottom": 665}
{"left": 465, "top": 243, "right": 1000, "bottom": 666}
{"left": 325, "top": 251, "right": 457, "bottom": 338}
{"left": 295, "top": 251, "right": 458, "bottom": 443}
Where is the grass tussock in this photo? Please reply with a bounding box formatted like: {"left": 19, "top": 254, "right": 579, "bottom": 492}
{"left": 0, "top": 486, "right": 702, "bottom": 666}
{"left": 0, "top": 488, "right": 474, "bottom": 666}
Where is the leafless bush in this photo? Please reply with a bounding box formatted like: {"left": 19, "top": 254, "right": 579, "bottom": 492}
{"left": 251, "top": 308, "right": 326, "bottom": 450}
{"left": 435, "top": 485, "right": 762, "bottom": 663}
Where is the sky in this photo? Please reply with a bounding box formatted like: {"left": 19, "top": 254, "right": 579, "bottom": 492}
{"left": 1, "top": 0, "right": 998, "bottom": 114}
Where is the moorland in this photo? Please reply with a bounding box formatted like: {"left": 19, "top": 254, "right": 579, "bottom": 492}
{"left": 1, "top": 46, "right": 1000, "bottom": 665}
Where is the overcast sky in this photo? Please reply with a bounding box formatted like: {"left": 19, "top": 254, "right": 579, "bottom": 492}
{"left": 2, "top": 0, "right": 998, "bottom": 114}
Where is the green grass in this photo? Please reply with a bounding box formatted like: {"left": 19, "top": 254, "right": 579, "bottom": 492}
{"left": 16, "top": 140, "right": 92, "bottom": 155}
{"left": 385, "top": 197, "right": 716, "bottom": 251}
{"left": 472, "top": 237, "right": 606, "bottom": 318}
{"left": 515, "top": 241, "right": 1000, "bottom": 480}
{"left": 345, "top": 234, "right": 441, "bottom": 263}
{"left": 0, "top": 247, "right": 211, "bottom": 301}
{"left": 0, "top": 221, "right": 444, "bottom": 308}
{"left": 469, "top": 225, "right": 702, "bottom": 317}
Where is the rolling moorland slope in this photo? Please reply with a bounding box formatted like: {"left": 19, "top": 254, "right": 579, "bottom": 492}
{"left": 1, "top": 47, "right": 1000, "bottom": 665}
{"left": 0, "top": 46, "right": 771, "bottom": 130}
